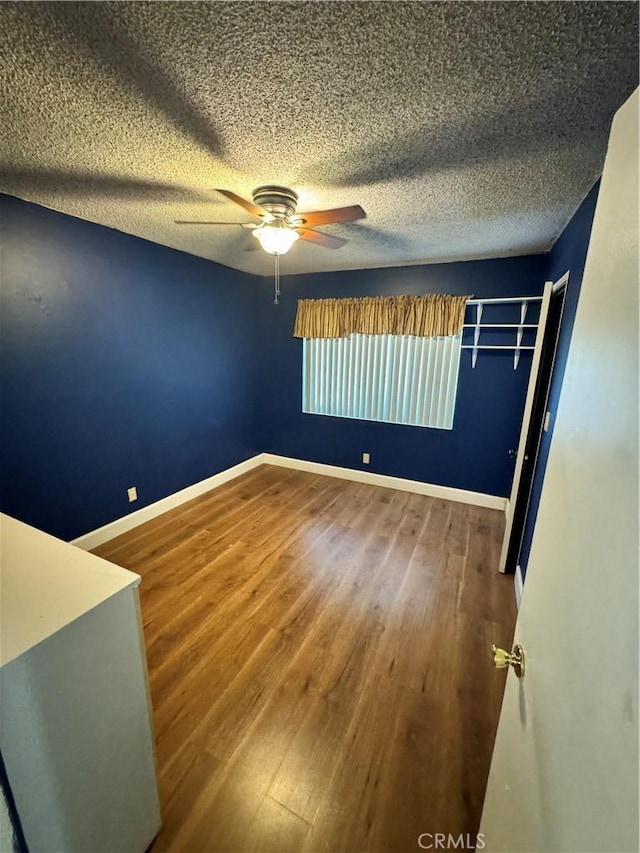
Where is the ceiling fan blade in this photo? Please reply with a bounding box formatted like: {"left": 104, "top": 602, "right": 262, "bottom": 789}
{"left": 292, "top": 204, "right": 366, "bottom": 227}
{"left": 214, "top": 189, "right": 273, "bottom": 221}
{"left": 174, "top": 220, "right": 249, "bottom": 225}
{"left": 296, "top": 228, "right": 348, "bottom": 249}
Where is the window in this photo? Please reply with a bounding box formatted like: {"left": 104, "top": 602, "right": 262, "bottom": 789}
{"left": 302, "top": 332, "right": 462, "bottom": 430}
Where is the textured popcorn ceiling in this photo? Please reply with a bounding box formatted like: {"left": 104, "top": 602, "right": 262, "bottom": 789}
{"left": 1, "top": 1, "right": 637, "bottom": 276}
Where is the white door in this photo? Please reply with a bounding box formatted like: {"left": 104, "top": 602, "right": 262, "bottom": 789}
{"left": 481, "top": 88, "right": 638, "bottom": 852}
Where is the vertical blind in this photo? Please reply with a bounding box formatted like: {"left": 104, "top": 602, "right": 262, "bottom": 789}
{"left": 302, "top": 333, "right": 463, "bottom": 430}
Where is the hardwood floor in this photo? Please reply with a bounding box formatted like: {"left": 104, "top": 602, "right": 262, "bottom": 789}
{"left": 94, "top": 465, "right": 516, "bottom": 853}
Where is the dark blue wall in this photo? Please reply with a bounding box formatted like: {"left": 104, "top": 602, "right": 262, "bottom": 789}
{"left": 256, "top": 257, "right": 547, "bottom": 497}
{"left": 3, "top": 192, "right": 590, "bottom": 544}
{"left": 519, "top": 182, "right": 600, "bottom": 578}
{"left": 0, "top": 194, "right": 259, "bottom": 540}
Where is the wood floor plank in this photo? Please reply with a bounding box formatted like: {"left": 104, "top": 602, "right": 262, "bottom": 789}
{"left": 92, "top": 464, "right": 516, "bottom": 852}
{"left": 251, "top": 797, "right": 312, "bottom": 853}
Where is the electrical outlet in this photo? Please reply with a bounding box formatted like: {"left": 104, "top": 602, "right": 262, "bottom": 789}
{"left": 127, "top": 486, "right": 137, "bottom": 503}
{"left": 362, "top": 452, "right": 370, "bottom": 464}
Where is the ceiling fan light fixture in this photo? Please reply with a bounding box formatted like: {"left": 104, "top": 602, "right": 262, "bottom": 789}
{"left": 253, "top": 222, "right": 299, "bottom": 255}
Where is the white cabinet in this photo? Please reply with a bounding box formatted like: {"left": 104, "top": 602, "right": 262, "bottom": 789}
{"left": 0, "top": 515, "right": 161, "bottom": 852}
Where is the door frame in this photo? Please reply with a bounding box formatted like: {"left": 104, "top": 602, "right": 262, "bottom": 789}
{"left": 498, "top": 279, "right": 553, "bottom": 573}
{"left": 511, "top": 272, "right": 570, "bottom": 584}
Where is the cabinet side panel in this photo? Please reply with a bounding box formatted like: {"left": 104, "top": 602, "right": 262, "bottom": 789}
{"left": 0, "top": 588, "right": 161, "bottom": 852}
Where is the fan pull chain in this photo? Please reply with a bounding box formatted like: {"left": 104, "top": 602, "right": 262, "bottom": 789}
{"left": 274, "top": 253, "right": 281, "bottom": 304}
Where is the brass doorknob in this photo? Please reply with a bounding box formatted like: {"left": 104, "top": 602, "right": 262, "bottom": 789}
{"left": 491, "top": 643, "right": 525, "bottom": 678}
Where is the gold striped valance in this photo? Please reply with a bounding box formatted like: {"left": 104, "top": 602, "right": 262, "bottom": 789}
{"left": 293, "top": 294, "right": 472, "bottom": 339}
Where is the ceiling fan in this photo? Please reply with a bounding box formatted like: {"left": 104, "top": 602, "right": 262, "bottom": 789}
{"left": 175, "top": 186, "right": 366, "bottom": 255}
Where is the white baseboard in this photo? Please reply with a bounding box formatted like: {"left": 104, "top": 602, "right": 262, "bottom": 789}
{"left": 261, "top": 453, "right": 507, "bottom": 511}
{"left": 515, "top": 564, "right": 524, "bottom": 608}
{"left": 72, "top": 452, "right": 506, "bottom": 552}
{"left": 71, "top": 455, "right": 264, "bottom": 551}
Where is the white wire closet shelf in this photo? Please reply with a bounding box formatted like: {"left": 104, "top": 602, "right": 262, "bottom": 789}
{"left": 463, "top": 295, "right": 542, "bottom": 369}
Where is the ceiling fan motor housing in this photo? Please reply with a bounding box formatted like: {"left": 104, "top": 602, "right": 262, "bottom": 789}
{"left": 252, "top": 185, "right": 299, "bottom": 221}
